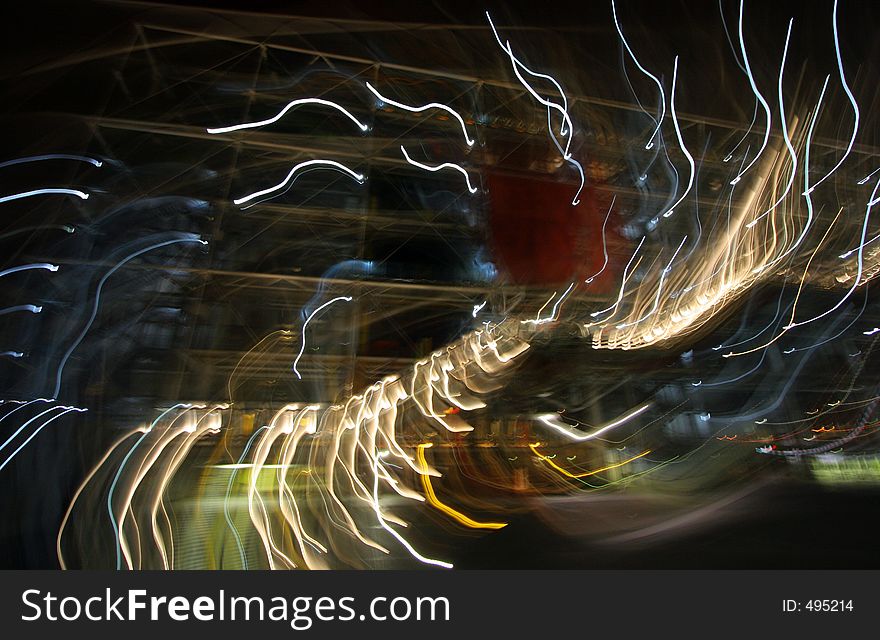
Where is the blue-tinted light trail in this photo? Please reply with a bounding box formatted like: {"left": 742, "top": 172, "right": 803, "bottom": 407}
{"left": 293, "top": 296, "right": 353, "bottom": 380}
{"left": 0, "top": 188, "right": 88, "bottom": 204}
{"left": 52, "top": 236, "right": 208, "bottom": 400}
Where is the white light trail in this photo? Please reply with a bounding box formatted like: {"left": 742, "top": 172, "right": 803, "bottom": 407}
{"left": 857, "top": 167, "right": 880, "bottom": 185}
{"left": 590, "top": 236, "right": 645, "bottom": 319}
{"left": 0, "top": 154, "right": 102, "bottom": 169}
{"left": 585, "top": 196, "right": 615, "bottom": 283}
{"left": 365, "top": 81, "right": 474, "bottom": 146}
{"left": 805, "top": 0, "right": 859, "bottom": 195}
{"left": 371, "top": 451, "right": 453, "bottom": 569}
{"left": 399, "top": 146, "right": 478, "bottom": 194}
{"left": 0, "top": 188, "right": 88, "bottom": 204}
{"left": 611, "top": 0, "right": 666, "bottom": 150}
{"left": 472, "top": 300, "right": 487, "bottom": 317}
{"left": 0, "top": 406, "right": 86, "bottom": 473}
{"left": 537, "top": 403, "right": 651, "bottom": 442}
{"left": 616, "top": 235, "right": 687, "bottom": 329}
{"left": 0, "top": 304, "right": 42, "bottom": 315}
{"left": 729, "top": 0, "right": 773, "bottom": 186}
{"left": 522, "top": 282, "right": 575, "bottom": 326}
{"left": 293, "top": 296, "right": 353, "bottom": 380}
{"left": 745, "top": 18, "right": 797, "bottom": 229}
{"left": 207, "top": 98, "right": 369, "bottom": 134}
{"left": 486, "top": 12, "right": 585, "bottom": 205}
{"left": 0, "top": 263, "right": 59, "bottom": 278}
{"left": 233, "top": 159, "right": 365, "bottom": 207}
{"left": 661, "top": 56, "right": 695, "bottom": 220}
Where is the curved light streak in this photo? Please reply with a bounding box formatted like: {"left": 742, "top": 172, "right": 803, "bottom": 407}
{"left": 207, "top": 98, "right": 369, "bottom": 134}
{"left": 0, "top": 263, "right": 59, "bottom": 278}
{"left": 729, "top": 0, "right": 773, "bottom": 186}
{"left": 0, "top": 188, "right": 88, "bottom": 204}
{"left": 805, "top": 0, "right": 859, "bottom": 195}
{"left": 661, "top": 56, "right": 695, "bottom": 219}
{"left": 52, "top": 237, "right": 207, "bottom": 399}
{"left": 399, "top": 146, "right": 478, "bottom": 194}
{"left": 585, "top": 196, "right": 615, "bottom": 283}
{"left": 537, "top": 403, "right": 651, "bottom": 442}
{"left": 365, "top": 81, "right": 473, "bottom": 146}
{"left": 293, "top": 296, "right": 353, "bottom": 380}
{"left": 611, "top": 0, "right": 666, "bottom": 149}
{"left": 233, "top": 159, "right": 365, "bottom": 206}
{"left": 0, "top": 154, "right": 101, "bottom": 170}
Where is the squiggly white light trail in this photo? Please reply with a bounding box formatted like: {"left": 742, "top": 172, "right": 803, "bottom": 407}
{"left": 233, "top": 159, "right": 365, "bottom": 207}
{"left": 400, "top": 146, "right": 478, "bottom": 194}
{"left": 365, "top": 81, "right": 474, "bottom": 147}
{"left": 207, "top": 97, "right": 369, "bottom": 134}
{"left": 292, "top": 296, "right": 353, "bottom": 380}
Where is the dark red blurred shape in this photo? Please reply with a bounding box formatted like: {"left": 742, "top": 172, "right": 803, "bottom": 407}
{"left": 487, "top": 172, "right": 611, "bottom": 290}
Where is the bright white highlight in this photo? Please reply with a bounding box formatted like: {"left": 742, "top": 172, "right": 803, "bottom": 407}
{"left": 0, "top": 189, "right": 88, "bottom": 204}
{"left": 486, "top": 12, "right": 585, "bottom": 205}
{"left": 611, "top": 0, "right": 666, "bottom": 150}
{"left": 400, "top": 146, "right": 478, "bottom": 194}
{"left": 537, "top": 403, "right": 651, "bottom": 441}
{"left": 729, "top": 0, "right": 773, "bottom": 186}
{"left": 522, "top": 282, "right": 575, "bottom": 326}
{"left": 0, "top": 155, "right": 102, "bottom": 169}
{"left": 805, "top": 0, "right": 859, "bottom": 195}
{"left": 745, "top": 19, "right": 797, "bottom": 229}
{"left": 661, "top": 56, "right": 695, "bottom": 220}
{"left": 233, "top": 160, "right": 365, "bottom": 207}
{"left": 0, "top": 305, "right": 42, "bottom": 316}
{"left": 207, "top": 98, "right": 369, "bottom": 134}
{"left": 0, "top": 263, "right": 59, "bottom": 278}
{"left": 365, "top": 81, "right": 474, "bottom": 146}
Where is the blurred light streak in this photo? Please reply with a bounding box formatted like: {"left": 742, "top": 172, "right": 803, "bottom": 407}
{"left": 729, "top": 0, "right": 772, "bottom": 186}
{"left": 661, "top": 56, "right": 695, "bottom": 220}
{"left": 536, "top": 403, "right": 651, "bottom": 442}
{"left": 0, "top": 188, "right": 88, "bottom": 204}
{"left": 585, "top": 196, "right": 614, "bottom": 283}
{"left": 0, "top": 406, "right": 86, "bottom": 473}
{"left": 529, "top": 443, "right": 652, "bottom": 478}
{"left": 486, "top": 11, "right": 584, "bottom": 204}
{"left": 292, "top": 296, "right": 353, "bottom": 380}
{"left": 233, "top": 160, "right": 365, "bottom": 207}
{"left": 611, "top": 0, "right": 665, "bottom": 150}
{"left": 365, "top": 81, "right": 474, "bottom": 146}
{"left": 57, "top": 427, "right": 143, "bottom": 570}
{"left": 399, "top": 146, "right": 478, "bottom": 194}
{"left": 0, "top": 263, "right": 59, "bottom": 278}
{"left": 0, "top": 154, "right": 101, "bottom": 169}
{"left": 52, "top": 235, "right": 208, "bottom": 399}
{"left": 415, "top": 444, "right": 506, "bottom": 529}
{"left": 0, "top": 304, "right": 42, "bottom": 315}
{"left": 207, "top": 97, "right": 369, "bottom": 134}
{"left": 522, "top": 282, "right": 575, "bottom": 326}
{"left": 745, "top": 18, "right": 796, "bottom": 229}
{"left": 805, "top": 0, "right": 858, "bottom": 196}
{"left": 372, "top": 451, "right": 453, "bottom": 569}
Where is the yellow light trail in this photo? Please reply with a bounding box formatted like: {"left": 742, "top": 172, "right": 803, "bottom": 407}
{"left": 416, "top": 444, "right": 507, "bottom": 530}
{"left": 529, "top": 443, "right": 652, "bottom": 478}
